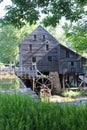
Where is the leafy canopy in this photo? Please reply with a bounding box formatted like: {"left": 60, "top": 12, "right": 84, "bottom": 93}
{"left": 0, "top": 0, "right": 87, "bottom": 28}
{"left": 0, "top": 24, "right": 37, "bottom": 63}
{"left": 63, "top": 20, "right": 87, "bottom": 53}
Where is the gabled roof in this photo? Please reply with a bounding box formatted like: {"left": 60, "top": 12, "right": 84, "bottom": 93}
{"left": 20, "top": 25, "right": 59, "bottom": 45}
{"left": 60, "top": 44, "right": 86, "bottom": 60}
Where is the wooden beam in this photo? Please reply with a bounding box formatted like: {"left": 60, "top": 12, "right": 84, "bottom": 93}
{"left": 62, "top": 74, "right": 65, "bottom": 89}
{"left": 83, "top": 74, "right": 86, "bottom": 87}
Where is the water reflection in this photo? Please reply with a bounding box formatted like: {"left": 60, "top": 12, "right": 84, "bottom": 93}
{"left": 0, "top": 76, "right": 39, "bottom": 100}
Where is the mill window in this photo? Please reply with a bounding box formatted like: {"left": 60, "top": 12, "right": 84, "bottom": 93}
{"left": 46, "top": 44, "right": 49, "bottom": 51}
{"left": 32, "top": 57, "right": 36, "bottom": 62}
{"left": 34, "top": 35, "right": 36, "bottom": 40}
{"left": 66, "top": 51, "right": 69, "bottom": 58}
{"left": 43, "top": 35, "right": 45, "bottom": 40}
{"left": 71, "top": 62, "right": 74, "bottom": 66}
{"left": 80, "top": 61, "right": 82, "bottom": 68}
{"left": 29, "top": 44, "right": 32, "bottom": 52}
{"left": 48, "top": 56, "right": 52, "bottom": 62}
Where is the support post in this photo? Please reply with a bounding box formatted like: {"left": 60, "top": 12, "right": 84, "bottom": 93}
{"left": 32, "top": 77, "right": 35, "bottom": 91}
{"left": 74, "top": 74, "right": 75, "bottom": 85}
{"left": 83, "top": 74, "right": 86, "bottom": 87}
{"left": 76, "top": 74, "right": 79, "bottom": 87}
{"left": 62, "top": 74, "right": 65, "bottom": 89}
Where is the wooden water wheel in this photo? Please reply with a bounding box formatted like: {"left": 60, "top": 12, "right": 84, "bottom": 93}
{"left": 35, "top": 76, "right": 53, "bottom": 97}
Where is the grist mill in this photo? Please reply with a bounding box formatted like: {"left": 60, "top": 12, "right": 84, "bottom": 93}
{"left": 17, "top": 25, "right": 86, "bottom": 95}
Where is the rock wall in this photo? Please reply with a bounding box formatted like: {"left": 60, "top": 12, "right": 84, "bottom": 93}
{"left": 49, "top": 71, "right": 61, "bottom": 94}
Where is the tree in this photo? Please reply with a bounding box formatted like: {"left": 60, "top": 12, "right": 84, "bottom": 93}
{"left": 0, "top": 24, "right": 37, "bottom": 63}
{"left": 0, "top": 0, "right": 86, "bottom": 28}
{"left": 63, "top": 19, "right": 87, "bottom": 54}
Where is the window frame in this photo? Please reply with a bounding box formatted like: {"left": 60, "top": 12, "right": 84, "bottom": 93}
{"left": 32, "top": 57, "right": 36, "bottom": 62}
{"left": 66, "top": 51, "right": 69, "bottom": 58}
{"left": 46, "top": 44, "right": 49, "bottom": 51}
{"left": 48, "top": 56, "right": 52, "bottom": 62}
{"left": 34, "top": 35, "right": 36, "bottom": 40}
{"left": 29, "top": 44, "right": 32, "bottom": 52}
{"left": 71, "top": 61, "right": 74, "bottom": 66}
{"left": 43, "top": 35, "right": 45, "bottom": 40}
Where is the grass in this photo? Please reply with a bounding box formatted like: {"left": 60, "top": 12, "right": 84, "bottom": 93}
{"left": 61, "top": 90, "right": 87, "bottom": 98}
{"left": 0, "top": 93, "right": 87, "bottom": 130}
{"left": 61, "top": 90, "right": 81, "bottom": 97}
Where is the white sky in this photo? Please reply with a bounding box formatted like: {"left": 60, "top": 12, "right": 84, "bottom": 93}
{"left": 0, "top": 0, "right": 12, "bottom": 17}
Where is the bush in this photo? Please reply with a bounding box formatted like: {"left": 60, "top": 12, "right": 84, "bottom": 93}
{"left": 0, "top": 93, "right": 87, "bottom": 130}
{"left": 61, "top": 90, "right": 87, "bottom": 97}
{"left": 62, "top": 90, "right": 80, "bottom": 97}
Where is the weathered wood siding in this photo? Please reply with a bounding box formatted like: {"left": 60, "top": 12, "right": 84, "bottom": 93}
{"left": 19, "top": 26, "right": 60, "bottom": 72}
{"left": 58, "top": 45, "right": 86, "bottom": 74}
{"left": 19, "top": 26, "right": 86, "bottom": 75}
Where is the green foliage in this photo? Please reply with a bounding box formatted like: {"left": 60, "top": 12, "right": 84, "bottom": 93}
{"left": 0, "top": 0, "right": 86, "bottom": 28}
{"left": 63, "top": 20, "right": 87, "bottom": 53}
{"left": 61, "top": 90, "right": 87, "bottom": 97}
{"left": 0, "top": 0, "right": 3, "bottom": 3}
{"left": 0, "top": 93, "right": 87, "bottom": 130}
{"left": 75, "top": 0, "right": 87, "bottom": 5}
{"left": 62, "top": 90, "right": 81, "bottom": 97}
{"left": 0, "top": 25, "right": 19, "bottom": 63}
{"left": 0, "top": 24, "right": 37, "bottom": 63}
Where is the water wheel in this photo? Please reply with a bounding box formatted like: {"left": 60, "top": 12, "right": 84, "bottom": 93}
{"left": 35, "top": 76, "right": 53, "bottom": 97}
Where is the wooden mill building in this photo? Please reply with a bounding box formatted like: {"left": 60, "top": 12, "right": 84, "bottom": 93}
{"left": 19, "top": 25, "right": 86, "bottom": 93}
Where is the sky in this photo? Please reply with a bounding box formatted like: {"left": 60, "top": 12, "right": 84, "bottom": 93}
{"left": 0, "top": 0, "right": 12, "bottom": 17}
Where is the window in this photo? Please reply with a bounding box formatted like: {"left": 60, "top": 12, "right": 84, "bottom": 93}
{"left": 34, "top": 35, "right": 36, "bottom": 40}
{"left": 66, "top": 51, "right": 69, "bottom": 58}
{"left": 43, "top": 35, "right": 45, "bottom": 40}
{"left": 80, "top": 61, "right": 82, "bottom": 68}
{"left": 29, "top": 44, "right": 32, "bottom": 51}
{"left": 71, "top": 62, "right": 74, "bottom": 66}
{"left": 32, "top": 57, "right": 36, "bottom": 62}
{"left": 48, "top": 56, "right": 52, "bottom": 62}
{"left": 46, "top": 44, "right": 49, "bottom": 51}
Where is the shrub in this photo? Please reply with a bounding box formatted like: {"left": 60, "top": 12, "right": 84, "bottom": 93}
{"left": 0, "top": 93, "right": 87, "bottom": 130}
{"left": 62, "top": 90, "right": 80, "bottom": 97}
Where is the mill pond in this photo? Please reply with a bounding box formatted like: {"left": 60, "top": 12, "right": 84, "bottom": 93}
{"left": 0, "top": 72, "right": 39, "bottom": 101}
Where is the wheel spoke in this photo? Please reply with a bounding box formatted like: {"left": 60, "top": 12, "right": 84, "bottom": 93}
{"left": 42, "top": 78, "right": 44, "bottom": 84}
{"left": 46, "top": 83, "right": 51, "bottom": 86}
{"left": 45, "top": 79, "right": 48, "bottom": 84}
{"left": 36, "top": 77, "right": 52, "bottom": 93}
{"left": 36, "top": 81, "right": 43, "bottom": 86}
{"left": 35, "top": 86, "right": 41, "bottom": 89}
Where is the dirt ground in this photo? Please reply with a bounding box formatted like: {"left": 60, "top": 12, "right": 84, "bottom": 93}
{"left": 48, "top": 95, "right": 87, "bottom": 103}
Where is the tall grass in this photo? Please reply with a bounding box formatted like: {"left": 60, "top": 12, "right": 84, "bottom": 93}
{"left": 0, "top": 93, "right": 87, "bottom": 130}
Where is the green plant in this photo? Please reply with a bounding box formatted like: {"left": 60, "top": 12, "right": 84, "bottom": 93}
{"left": 0, "top": 93, "right": 87, "bottom": 130}
{"left": 61, "top": 90, "right": 87, "bottom": 97}
{"left": 62, "top": 90, "right": 80, "bottom": 97}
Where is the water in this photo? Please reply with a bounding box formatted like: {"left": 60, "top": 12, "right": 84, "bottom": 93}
{"left": 0, "top": 77, "right": 20, "bottom": 91}
{"left": 0, "top": 75, "right": 39, "bottom": 100}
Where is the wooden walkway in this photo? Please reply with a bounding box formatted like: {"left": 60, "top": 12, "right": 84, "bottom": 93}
{"left": 0, "top": 68, "right": 14, "bottom": 74}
